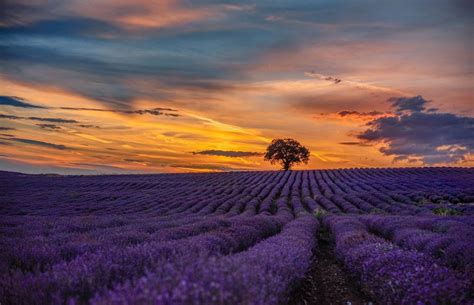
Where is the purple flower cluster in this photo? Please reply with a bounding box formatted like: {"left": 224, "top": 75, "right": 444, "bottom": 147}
{"left": 91, "top": 215, "right": 318, "bottom": 305}
{"left": 325, "top": 216, "right": 473, "bottom": 304}
{"left": 360, "top": 215, "right": 474, "bottom": 276}
{"left": 1, "top": 167, "right": 473, "bottom": 305}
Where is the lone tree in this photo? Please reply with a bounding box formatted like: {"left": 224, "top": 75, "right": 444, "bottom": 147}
{"left": 264, "top": 138, "right": 310, "bottom": 171}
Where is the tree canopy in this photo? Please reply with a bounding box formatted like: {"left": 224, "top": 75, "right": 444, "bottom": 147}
{"left": 264, "top": 138, "right": 310, "bottom": 170}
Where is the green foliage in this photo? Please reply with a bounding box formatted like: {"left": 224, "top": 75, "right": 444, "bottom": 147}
{"left": 264, "top": 138, "right": 310, "bottom": 170}
{"left": 313, "top": 208, "right": 327, "bottom": 219}
{"left": 433, "top": 207, "right": 462, "bottom": 216}
{"left": 370, "top": 208, "right": 386, "bottom": 215}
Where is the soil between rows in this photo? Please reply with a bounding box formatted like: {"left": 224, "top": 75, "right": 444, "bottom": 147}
{"left": 289, "top": 227, "right": 373, "bottom": 305}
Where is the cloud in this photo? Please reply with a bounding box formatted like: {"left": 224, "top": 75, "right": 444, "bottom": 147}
{"left": 357, "top": 96, "right": 474, "bottom": 164}
{"left": 123, "top": 158, "right": 146, "bottom": 163}
{"left": 162, "top": 131, "right": 208, "bottom": 140}
{"left": 28, "top": 117, "right": 78, "bottom": 123}
{"left": 36, "top": 124, "right": 61, "bottom": 130}
{"left": 0, "top": 114, "right": 20, "bottom": 120}
{"left": 59, "top": 107, "right": 179, "bottom": 117}
{"left": 1, "top": 1, "right": 219, "bottom": 31}
{"left": 304, "top": 72, "right": 408, "bottom": 95}
{"left": 192, "top": 150, "right": 262, "bottom": 158}
{"left": 170, "top": 164, "right": 239, "bottom": 171}
{"left": 305, "top": 72, "right": 342, "bottom": 84}
{"left": 338, "top": 110, "right": 385, "bottom": 117}
{"left": 388, "top": 95, "right": 428, "bottom": 114}
{"left": 0, "top": 127, "right": 16, "bottom": 131}
{"left": 0, "top": 114, "right": 79, "bottom": 123}
{"left": 10, "top": 137, "right": 68, "bottom": 150}
{"left": 338, "top": 142, "right": 372, "bottom": 147}
{"left": 0, "top": 96, "right": 46, "bottom": 108}
{"left": 78, "top": 124, "right": 100, "bottom": 129}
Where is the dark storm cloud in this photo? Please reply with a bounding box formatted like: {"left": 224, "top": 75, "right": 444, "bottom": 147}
{"left": 192, "top": 150, "right": 262, "bottom": 158}
{"left": 357, "top": 96, "right": 474, "bottom": 164}
{"left": 0, "top": 96, "right": 46, "bottom": 108}
{"left": 10, "top": 138, "right": 68, "bottom": 150}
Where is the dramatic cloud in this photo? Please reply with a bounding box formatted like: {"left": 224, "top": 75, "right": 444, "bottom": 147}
{"left": 192, "top": 150, "right": 262, "bottom": 158}
{"left": 0, "top": 96, "right": 45, "bottom": 108}
{"left": 10, "top": 138, "right": 68, "bottom": 150}
{"left": 357, "top": 96, "right": 474, "bottom": 164}
{"left": 0, "top": 1, "right": 473, "bottom": 173}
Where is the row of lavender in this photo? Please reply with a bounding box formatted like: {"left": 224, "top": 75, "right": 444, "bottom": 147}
{"left": 1, "top": 168, "right": 473, "bottom": 304}
{"left": 1, "top": 213, "right": 319, "bottom": 304}
{"left": 2, "top": 168, "right": 473, "bottom": 217}
{"left": 326, "top": 215, "right": 473, "bottom": 304}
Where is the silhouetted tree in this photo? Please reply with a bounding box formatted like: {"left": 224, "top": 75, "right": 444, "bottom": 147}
{"left": 264, "top": 138, "right": 310, "bottom": 170}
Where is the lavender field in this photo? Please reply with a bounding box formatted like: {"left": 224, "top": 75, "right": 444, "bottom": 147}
{"left": 1, "top": 168, "right": 473, "bottom": 305}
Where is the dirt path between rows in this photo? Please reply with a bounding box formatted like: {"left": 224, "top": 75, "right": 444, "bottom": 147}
{"left": 289, "top": 228, "right": 373, "bottom": 305}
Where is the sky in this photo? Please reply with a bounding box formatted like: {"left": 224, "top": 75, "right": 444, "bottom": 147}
{"left": 0, "top": 0, "right": 473, "bottom": 174}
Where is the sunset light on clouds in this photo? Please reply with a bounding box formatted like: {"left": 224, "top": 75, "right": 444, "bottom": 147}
{"left": 0, "top": 0, "right": 472, "bottom": 174}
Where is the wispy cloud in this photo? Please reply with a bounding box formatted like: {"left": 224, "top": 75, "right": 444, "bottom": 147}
{"left": 10, "top": 137, "right": 68, "bottom": 150}
{"left": 77, "top": 124, "right": 100, "bottom": 129}
{"left": 339, "top": 142, "right": 372, "bottom": 147}
{"left": 304, "top": 72, "right": 409, "bottom": 95}
{"left": 36, "top": 124, "right": 61, "bottom": 130}
{"left": 192, "top": 150, "right": 262, "bottom": 158}
{"left": 0, "top": 114, "right": 79, "bottom": 123}
{"left": 338, "top": 110, "right": 386, "bottom": 117}
{"left": 0, "top": 96, "right": 46, "bottom": 108}
{"left": 170, "top": 164, "right": 240, "bottom": 171}
{"left": 59, "top": 106, "right": 179, "bottom": 117}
